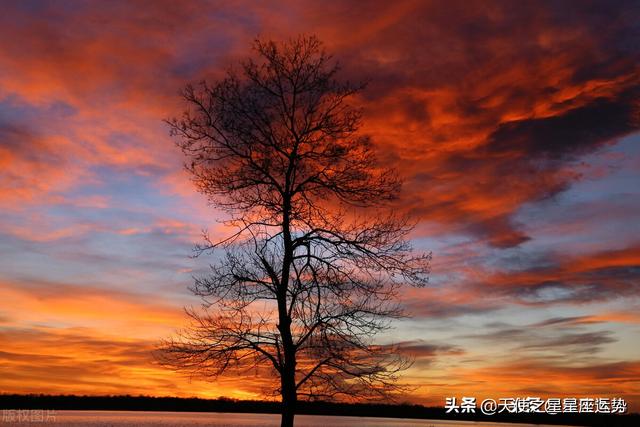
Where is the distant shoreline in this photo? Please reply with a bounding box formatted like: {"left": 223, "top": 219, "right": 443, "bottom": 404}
{"left": 0, "top": 394, "right": 637, "bottom": 427}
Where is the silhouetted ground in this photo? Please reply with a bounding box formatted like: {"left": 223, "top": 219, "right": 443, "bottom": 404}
{"left": 0, "top": 394, "right": 637, "bottom": 426}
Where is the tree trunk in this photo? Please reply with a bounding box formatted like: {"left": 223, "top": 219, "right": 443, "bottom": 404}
{"left": 280, "top": 193, "right": 297, "bottom": 427}
{"left": 280, "top": 370, "right": 297, "bottom": 427}
{"left": 281, "top": 409, "right": 294, "bottom": 427}
{"left": 278, "top": 307, "right": 297, "bottom": 427}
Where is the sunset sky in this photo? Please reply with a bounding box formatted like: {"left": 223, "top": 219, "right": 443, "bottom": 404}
{"left": 1, "top": 0, "right": 639, "bottom": 410}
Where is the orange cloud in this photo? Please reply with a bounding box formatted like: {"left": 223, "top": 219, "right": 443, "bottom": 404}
{"left": 0, "top": 279, "right": 185, "bottom": 338}
{"left": 0, "top": 327, "right": 265, "bottom": 400}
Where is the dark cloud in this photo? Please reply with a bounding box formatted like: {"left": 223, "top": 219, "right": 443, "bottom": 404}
{"left": 520, "top": 330, "right": 617, "bottom": 351}
{"left": 392, "top": 340, "right": 466, "bottom": 369}
{"left": 464, "top": 215, "right": 531, "bottom": 248}
{"left": 330, "top": 0, "right": 640, "bottom": 248}
{"left": 434, "top": 89, "right": 640, "bottom": 247}
{"left": 461, "top": 321, "right": 618, "bottom": 357}
{"left": 404, "top": 296, "right": 500, "bottom": 319}
{"left": 532, "top": 316, "right": 598, "bottom": 327}
{"left": 508, "top": 266, "right": 640, "bottom": 305}
{"left": 396, "top": 340, "right": 465, "bottom": 357}
{"left": 0, "top": 122, "right": 34, "bottom": 150}
{"left": 485, "top": 91, "right": 640, "bottom": 161}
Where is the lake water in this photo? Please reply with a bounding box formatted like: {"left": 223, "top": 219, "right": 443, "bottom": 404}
{"left": 3, "top": 410, "right": 570, "bottom": 427}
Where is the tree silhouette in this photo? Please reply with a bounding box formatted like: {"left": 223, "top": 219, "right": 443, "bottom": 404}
{"left": 158, "top": 36, "right": 431, "bottom": 427}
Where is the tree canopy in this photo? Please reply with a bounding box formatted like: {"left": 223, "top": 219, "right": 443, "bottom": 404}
{"left": 159, "top": 35, "right": 431, "bottom": 427}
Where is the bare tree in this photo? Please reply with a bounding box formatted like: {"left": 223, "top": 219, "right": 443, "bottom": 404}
{"left": 158, "top": 36, "right": 431, "bottom": 427}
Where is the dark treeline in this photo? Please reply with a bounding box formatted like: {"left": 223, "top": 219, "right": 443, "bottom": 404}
{"left": 0, "top": 394, "right": 637, "bottom": 427}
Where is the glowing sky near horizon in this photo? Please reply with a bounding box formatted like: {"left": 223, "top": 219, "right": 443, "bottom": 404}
{"left": 1, "top": 0, "right": 639, "bottom": 410}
